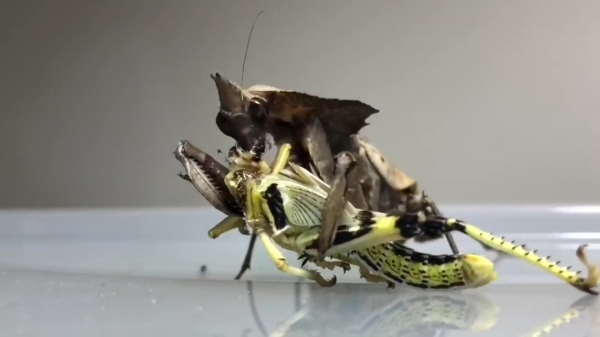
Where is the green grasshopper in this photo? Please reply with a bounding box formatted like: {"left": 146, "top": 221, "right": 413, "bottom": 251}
{"left": 174, "top": 139, "right": 600, "bottom": 294}
{"left": 176, "top": 139, "right": 497, "bottom": 289}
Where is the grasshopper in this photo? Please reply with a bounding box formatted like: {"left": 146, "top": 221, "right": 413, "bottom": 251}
{"left": 176, "top": 139, "right": 498, "bottom": 289}
{"left": 174, "top": 139, "right": 599, "bottom": 294}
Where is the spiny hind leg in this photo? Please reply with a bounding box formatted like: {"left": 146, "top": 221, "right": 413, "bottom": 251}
{"left": 359, "top": 266, "right": 395, "bottom": 289}
{"left": 257, "top": 231, "right": 337, "bottom": 287}
{"left": 449, "top": 220, "right": 599, "bottom": 294}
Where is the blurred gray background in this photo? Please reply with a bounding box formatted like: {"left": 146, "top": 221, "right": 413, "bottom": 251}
{"left": 1, "top": 0, "right": 598, "bottom": 208}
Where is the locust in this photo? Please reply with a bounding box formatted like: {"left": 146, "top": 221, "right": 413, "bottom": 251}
{"left": 176, "top": 139, "right": 498, "bottom": 289}
{"left": 174, "top": 139, "right": 600, "bottom": 294}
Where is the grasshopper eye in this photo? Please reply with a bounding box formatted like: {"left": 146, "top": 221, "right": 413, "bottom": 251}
{"left": 248, "top": 97, "right": 267, "bottom": 121}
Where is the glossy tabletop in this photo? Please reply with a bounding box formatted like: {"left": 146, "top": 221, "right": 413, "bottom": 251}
{"left": 0, "top": 269, "right": 598, "bottom": 337}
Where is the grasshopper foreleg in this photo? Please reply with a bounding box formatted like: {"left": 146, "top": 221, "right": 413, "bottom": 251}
{"left": 257, "top": 231, "right": 337, "bottom": 287}
{"left": 208, "top": 216, "right": 247, "bottom": 239}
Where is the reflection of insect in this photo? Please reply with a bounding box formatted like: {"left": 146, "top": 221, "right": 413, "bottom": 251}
{"left": 175, "top": 139, "right": 599, "bottom": 294}
{"left": 524, "top": 295, "right": 597, "bottom": 337}
{"left": 268, "top": 288, "right": 500, "bottom": 337}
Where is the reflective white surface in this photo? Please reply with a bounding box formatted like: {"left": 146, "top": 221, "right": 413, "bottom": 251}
{"left": 1, "top": 206, "right": 600, "bottom": 336}
{"left": 0, "top": 270, "right": 598, "bottom": 337}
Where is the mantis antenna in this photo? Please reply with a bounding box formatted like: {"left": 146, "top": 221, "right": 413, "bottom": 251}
{"left": 241, "top": 10, "right": 265, "bottom": 86}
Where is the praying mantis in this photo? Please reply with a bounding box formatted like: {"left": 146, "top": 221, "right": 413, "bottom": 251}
{"left": 209, "top": 71, "right": 482, "bottom": 279}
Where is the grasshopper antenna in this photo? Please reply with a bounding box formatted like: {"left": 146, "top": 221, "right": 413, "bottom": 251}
{"left": 241, "top": 10, "right": 265, "bottom": 86}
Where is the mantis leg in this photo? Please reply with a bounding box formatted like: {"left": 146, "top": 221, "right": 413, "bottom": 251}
{"left": 257, "top": 230, "right": 337, "bottom": 287}
{"left": 317, "top": 151, "right": 367, "bottom": 260}
{"left": 177, "top": 172, "right": 192, "bottom": 182}
{"left": 298, "top": 117, "right": 335, "bottom": 184}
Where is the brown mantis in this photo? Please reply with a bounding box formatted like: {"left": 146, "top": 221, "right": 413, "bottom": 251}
{"left": 184, "top": 11, "right": 502, "bottom": 280}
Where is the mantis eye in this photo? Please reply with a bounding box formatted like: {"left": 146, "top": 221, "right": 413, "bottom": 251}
{"left": 248, "top": 97, "right": 267, "bottom": 121}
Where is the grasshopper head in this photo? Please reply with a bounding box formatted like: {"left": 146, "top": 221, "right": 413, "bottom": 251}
{"left": 224, "top": 169, "right": 259, "bottom": 207}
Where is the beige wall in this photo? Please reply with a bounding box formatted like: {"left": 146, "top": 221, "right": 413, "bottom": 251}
{"left": 1, "top": 0, "right": 599, "bottom": 208}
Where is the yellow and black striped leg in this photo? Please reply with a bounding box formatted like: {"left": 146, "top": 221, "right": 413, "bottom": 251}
{"left": 444, "top": 218, "right": 600, "bottom": 295}
{"left": 257, "top": 231, "right": 337, "bottom": 287}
